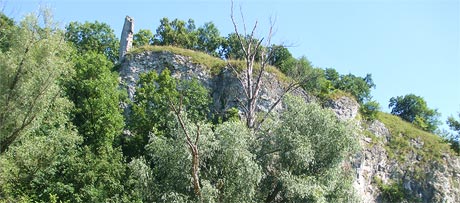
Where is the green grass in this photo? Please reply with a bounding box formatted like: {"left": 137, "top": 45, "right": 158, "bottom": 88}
{"left": 128, "top": 45, "right": 227, "bottom": 74}
{"left": 377, "top": 112, "right": 453, "bottom": 165}
{"left": 362, "top": 129, "right": 382, "bottom": 147}
{"left": 128, "top": 45, "right": 289, "bottom": 82}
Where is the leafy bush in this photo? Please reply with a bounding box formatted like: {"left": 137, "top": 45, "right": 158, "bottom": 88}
{"left": 360, "top": 100, "right": 380, "bottom": 121}
{"left": 389, "top": 94, "right": 440, "bottom": 132}
{"left": 374, "top": 177, "right": 405, "bottom": 202}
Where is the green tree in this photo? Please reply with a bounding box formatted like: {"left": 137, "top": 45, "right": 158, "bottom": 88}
{"left": 133, "top": 29, "right": 154, "bottom": 47}
{"left": 197, "top": 22, "right": 223, "bottom": 56}
{"left": 140, "top": 120, "right": 262, "bottom": 202}
{"left": 65, "top": 21, "right": 119, "bottom": 63}
{"left": 124, "top": 157, "right": 156, "bottom": 202}
{"left": 389, "top": 94, "right": 441, "bottom": 132}
{"left": 360, "top": 100, "right": 381, "bottom": 121}
{"left": 205, "top": 121, "right": 262, "bottom": 202}
{"left": 324, "top": 68, "right": 340, "bottom": 86}
{"left": 62, "top": 146, "right": 127, "bottom": 202}
{"left": 0, "top": 12, "right": 129, "bottom": 202}
{"left": 336, "top": 73, "right": 375, "bottom": 103}
{"left": 64, "top": 51, "right": 124, "bottom": 151}
{"left": 446, "top": 112, "right": 460, "bottom": 154}
{"left": 269, "top": 45, "right": 294, "bottom": 69}
{"left": 220, "top": 32, "right": 263, "bottom": 60}
{"left": 317, "top": 68, "right": 375, "bottom": 104}
{"left": 154, "top": 17, "right": 198, "bottom": 49}
{"left": 0, "top": 96, "right": 82, "bottom": 202}
{"left": 126, "top": 69, "right": 210, "bottom": 157}
{"left": 257, "top": 95, "right": 358, "bottom": 202}
{"left": 0, "top": 12, "right": 73, "bottom": 153}
{"left": 0, "top": 12, "right": 15, "bottom": 52}
{"left": 447, "top": 112, "right": 460, "bottom": 134}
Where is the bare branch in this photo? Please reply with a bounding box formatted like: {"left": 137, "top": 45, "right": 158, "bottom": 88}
{"left": 168, "top": 98, "right": 201, "bottom": 196}
{"left": 230, "top": 0, "right": 248, "bottom": 56}
{"left": 255, "top": 82, "right": 300, "bottom": 131}
{"left": 228, "top": 62, "right": 249, "bottom": 99}
{"left": 239, "top": 5, "right": 247, "bottom": 36}
{"left": 236, "top": 97, "right": 250, "bottom": 113}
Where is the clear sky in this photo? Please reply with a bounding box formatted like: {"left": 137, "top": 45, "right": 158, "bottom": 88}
{"left": 3, "top": 0, "right": 460, "bottom": 130}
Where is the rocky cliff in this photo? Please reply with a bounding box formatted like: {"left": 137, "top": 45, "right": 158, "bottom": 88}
{"left": 120, "top": 48, "right": 460, "bottom": 203}
{"left": 120, "top": 49, "right": 312, "bottom": 118}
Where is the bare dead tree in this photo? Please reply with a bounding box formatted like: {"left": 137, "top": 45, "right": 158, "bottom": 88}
{"left": 169, "top": 96, "right": 201, "bottom": 197}
{"left": 229, "top": 1, "right": 303, "bottom": 130}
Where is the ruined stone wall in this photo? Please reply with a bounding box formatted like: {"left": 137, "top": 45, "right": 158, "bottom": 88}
{"left": 119, "top": 16, "right": 134, "bottom": 62}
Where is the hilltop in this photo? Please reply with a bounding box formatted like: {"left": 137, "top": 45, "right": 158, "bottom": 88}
{"left": 120, "top": 45, "right": 460, "bottom": 202}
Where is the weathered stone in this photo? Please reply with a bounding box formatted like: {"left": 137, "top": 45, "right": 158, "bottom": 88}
{"left": 119, "top": 48, "right": 460, "bottom": 203}
{"left": 368, "top": 120, "right": 391, "bottom": 142}
{"left": 352, "top": 119, "right": 460, "bottom": 203}
{"left": 119, "top": 16, "right": 134, "bottom": 62}
{"left": 326, "top": 96, "right": 359, "bottom": 121}
{"left": 119, "top": 51, "right": 312, "bottom": 119}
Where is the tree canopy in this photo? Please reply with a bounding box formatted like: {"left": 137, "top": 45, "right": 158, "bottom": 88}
{"left": 1, "top": 10, "right": 455, "bottom": 203}
{"left": 65, "top": 21, "right": 119, "bottom": 63}
{"left": 0, "top": 12, "right": 74, "bottom": 153}
{"left": 389, "top": 94, "right": 441, "bottom": 132}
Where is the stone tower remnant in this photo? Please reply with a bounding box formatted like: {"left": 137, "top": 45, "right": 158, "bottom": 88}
{"left": 119, "top": 16, "right": 134, "bottom": 62}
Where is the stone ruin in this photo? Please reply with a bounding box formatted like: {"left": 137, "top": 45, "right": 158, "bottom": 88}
{"left": 119, "top": 16, "right": 134, "bottom": 62}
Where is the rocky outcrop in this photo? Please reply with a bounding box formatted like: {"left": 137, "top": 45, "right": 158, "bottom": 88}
{"left": 326, "top": 97, "right": 460, "bottom": 202}
{"left": 120, "top": 49, "right": 460, "bottom": 203}
{"left": 354, "top": 120, "right": 460, "bottom": 203}
{"left": 119, "top": 51, "right": 312, "bottom": 118}
{"left": 119, "top": 16, "right": 134, "bottom": 62}
{"left": 326, "top": 96, "right": 359, "bottom": 121}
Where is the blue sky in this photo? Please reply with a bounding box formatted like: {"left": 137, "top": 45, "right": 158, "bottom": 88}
{"left": 3, "top": 0, "right": 460, "bottom": 130}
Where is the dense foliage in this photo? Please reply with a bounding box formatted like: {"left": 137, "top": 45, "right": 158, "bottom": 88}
{"left": 446, "top": 112, "right": 460, "bottom": 154}
{"left": 389, "top": 94, "right": 440, "bottom": 132}
{"left": 65, "top": 21, "right": 120, "bottom": 63}
{"left": 0, "top": 12, "right": 74, "bottom": 153}
{"left": 1, "top": 11, "right": 456, "bottom": 203}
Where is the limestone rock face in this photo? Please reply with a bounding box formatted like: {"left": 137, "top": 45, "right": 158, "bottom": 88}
{"left": 119, "top": 49, "right": 460, "bottom": 203}
{"left": 119, "top": 51, "right": 312, "bottom": 118}
{"left": 352, "top": 120, "right": 460, "bottom": 203}
{"left": 326, "top": 96, "right": 359, "bottom": 121}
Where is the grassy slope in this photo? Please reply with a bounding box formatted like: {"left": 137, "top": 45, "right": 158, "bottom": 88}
{"left": 130, "top": 45, "right": 454, "bottom": 168}
{"left": 376, "top": 112, "right": 453, "bottom": 166}
{"left": 128, "top": 45, "right": 289, "bottom": 82}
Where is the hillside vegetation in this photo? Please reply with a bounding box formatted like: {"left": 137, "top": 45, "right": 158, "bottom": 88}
{"left": 0, "top": 10, "right": 458, "bottom": 203}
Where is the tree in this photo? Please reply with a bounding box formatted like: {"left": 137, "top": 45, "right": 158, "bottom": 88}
{"left": 0, "top": 95, "right": 83, "bottom": 202}
{"left": 127, "top": 69, "right": 210, "bottom": 157}
{"left": 0, "top": 12, "right": 73, "bottom": 153}
{"left": 229, "top": 2, "right": 302, "bottom": 129}
{"left": 446, "top": 112, "right": 460, "bottom": 154}
{"left": 196, "top": 22, "right": 223, "bottom": 56}
{"left": 324, "top": 68, "right": 340, "bottom": 86}
{"left": 154, "top": 17, "right": 198, "bottom": 49}
{"left": 65, "top": 21, "right": 119, "bottom": 63}
{"left": 447, "top": 112, "right": 460, "bottom": 134}
{"left": 268, "top": 45, "right": 294, "bottom": 69}
{"left": 360, "top": 100, "right": 380, "bottom": 121}
{"left": 257, "top": 95, "right": 358, "bottom": 202}
{"left": 336, "top": 73, "right": 375, "bottom": 103}
{"left": 0, "top": 12, "right": 15, "bottom": 52}
{"left": 281, "top": 56, "right": 323, "bottom": 95}
{"left": 205, "top": 121, "right": 262, "bottom": 202}
{"left": 389, "top": 94, "right": 441, "bottom": 132}
{"left": 220, "top": 32, "right": 262, "bottom": 60}
{"left": 133, "top": 29, "right": 154, "bottom": 47}
{"left": 317, "top": 68, "right": 376, "bottom": 104}
{"left": 64, "top": 51, "right": 124, "bottom": 151}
